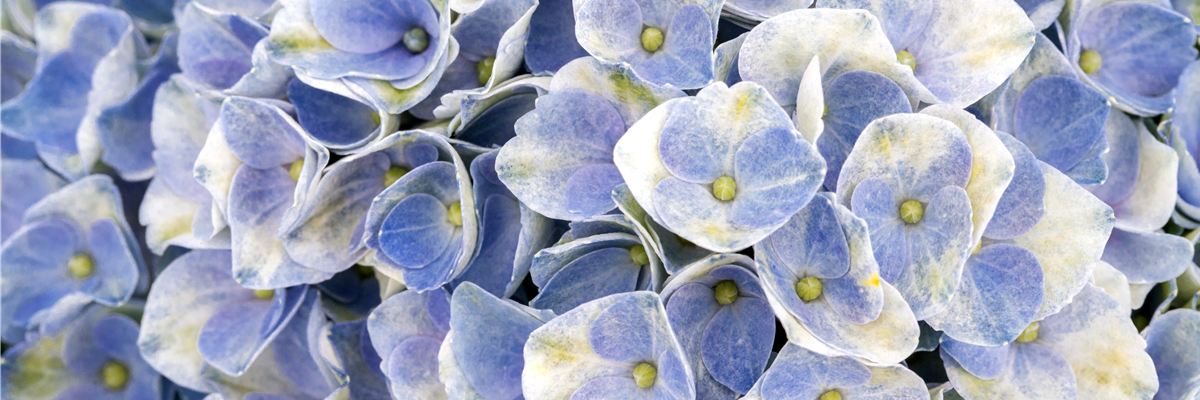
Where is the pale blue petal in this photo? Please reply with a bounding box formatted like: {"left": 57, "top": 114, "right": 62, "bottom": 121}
{"left": 926, "top": 244, "right": 1043, "bottom": 346}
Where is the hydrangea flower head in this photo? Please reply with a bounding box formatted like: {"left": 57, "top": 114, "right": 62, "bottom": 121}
{"left": 573, "top": 0, "right": 722, "bottom": 88}
{"left": 614, "top": 81, "right": 826, "bottom": 252}
{"left": 367, "top": 287, "right": 451, "bottom": 398}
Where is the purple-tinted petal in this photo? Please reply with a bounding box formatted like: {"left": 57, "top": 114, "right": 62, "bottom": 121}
{"left": 1012, "top": 76, "right": 1110, "bottom": 173}
{"left": 379, "top": 193, "right": 457, "bottom": 269}
{"left": 1143, "top": 309, "right": 1200, "bottom": 400}
{"left": 848, "top": 178, "right": 906, "bottom": 282}
{"left": 927, "top": 244, "right": 1043, "bottom": 346}
{"left": 1, "top": 159, "right": 66, "bottom": 242}
{"left": 531, "top": 247, "right": 642, "bottom": 315}
{"left": 764, "top": 194, "right": 851, "bottom": 280}
{"left": 178, "top": 3, "right": 265, "bottom": 90}
{"left": 939, "top": 338, "right": 1011, "bottom": 380}
{"left": 216, "top": 97, "right": 307, "bottom": 169}
{"left": 633, "top": 5, "right": 715, "bottom": 89}
{"left": 730, "top": 126, "right": 825, "bottom": 229}
{"left": 893, "top": 185, "right": 973, "bottom": 320}
{"left": 836, "top": 113, "right": 972, "bottom": 205}
{"left": 449, "top": 282, "right": 546, "bottom": 400}
{"left": 524, "top": 0, "right": 588, "bottom": 74}
{"left": 1077, "top": 2, "right": 1197, "bottom": 99}
{"left": 564, "top": 164, "right": 625, "bottom": 216}
{"left": 942, "top": 341, "right": 1078, "bottom": 399}
{"left": 1101, "top": 228, "right": 1192, "bottom": 284}
{"left": 760, "top": 344, "right": 870, "bottom": 398}
{"left": 287, "top": 79, "right": 380, "bottom": 150}
{"left": 385, "top": 336, "right": 445, "bottom": 398}
{"left": 983, "top": 131, "right": 1046, "bottom": 240}
{"left": 97, "top": 33, "right": 180, "bottom": 180}
{"left": 664, "top": 282, "right": 729, "bottom": 397}
{"left": 81, "top": 219, "right": 139, "bottom": 306}
{"left": 701, "top": 297, "right": 773, "bottom": 393}
{"left": 309, "top": 0, "right": 418, "bottom": 55}
{"left": 589, "top": 291, "right": 663, "bottom": 363}
{"left": 817, "top": 70, "right": 913, "bottom": 191}
{"left": 1088, "top": 111, "right": 1141, "bottom": 206}
{"left": 229, "top": 166, "right": 333, "bottom": 288}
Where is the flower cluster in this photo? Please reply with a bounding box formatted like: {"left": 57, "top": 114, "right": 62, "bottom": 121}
{"left": 2, "top": 0, "right": 1198, "bottom": 399}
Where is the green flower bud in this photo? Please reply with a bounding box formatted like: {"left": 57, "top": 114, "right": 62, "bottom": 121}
{"left": 447, "top": 202, "right": 463, "bottom": 227}
{"left": 403, "top": 28, "right": 430, "bottom": 53}
{"left": 633, "top": 362, "right": 657, "bottom": 388}
{"left": 629, "top": 245, "right": 649, "bottom": 265}
{"left": 796, "top": 276, "right": 822, "bottom": 302}
{"left": 68, "top": 254, "right": 94, "bottom": 278}
{"left": 289, "top": 160, "right": 304, "bottom": 181}
{"left": 477, "top": 57, "right": 495, "bottom": 85}
{"left": 1016, "top": 321, "right": 1039, "bottom": 343}
{"left": 714, "top": 280, "right": 738, "bottom": 305}
{"left": 102, "top": 361, "right": 129, "bottom": 390}
{"left": 254, "top": 289, "right": 274, "bottom": 299}
{"left": 1079, "top": 50, "right": 1101, "bottom": 74}
{"left": 896, "top": 50, "right": 916, "bottom": 70}
{"left": 713, "top": 176, "right": 736, "bottom": 201}
{"left": 820, "top": 390, "right": 843, "bottom": 400}
{"left": 900, "top": 200, "right": 924, "bottom": 224}
{"left": 641, "top": 27, "right": 664, "bottom": 52}
{"left": 384, "top": 166, "right": 409, "bottom": 188}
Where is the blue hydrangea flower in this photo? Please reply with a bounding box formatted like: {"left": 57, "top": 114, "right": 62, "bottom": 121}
{"left": 755, "top": 193, "right": 920, "bottom": 365}
{"left": 1, "top": 32, "right": 37, "bottom": 102}
{"left": 286, "top": 77, "right": 394, "bottom": 155}
{"left": 976, "top": 32, "right": 1113, "bottom": 185}
{"left": 1, "top": 306, "right": 160, "bottom": 400}
{"left": 497, "top": 57, "right": 685, "bottom": 221}
{"left": 836, "top": 110, "right": 1018, "bottom": 320}
{"left": 407, "top": 0, "right": 537, "bottom": 119}
{"left": 366, "top": 287, "right": 451, "bottom": 398}
{"left": 522, "top": 291, "right": 695, "bottom": 400}
{"left": 528, "top": 215, "right": 663, "bottom": 314}
{"left": 192, "top": 96, "right": 336, "bottom": 288}
{"left": 817, "top": 0, "right": 1036, "bottom": 108}
{"left": 137, "top": 250, "right": 310, "bottom": 392}
{"left": 659, "top": 254, "right": 774, "bottom": 398}
{"left": 439, "top": 281, "right": 555, "bottom": 399}
{"left": 1, "top": 175, "right": 144, "bottom": 343}
{"left": 265, "top": 0, "right": 457, "bottom": 113}
{"left": 358, "top": 131, "right": 480, "bottom": 292}
{"left": 941, "top": 285, "right": 1158, "bottom": 399}
{"left": 926, "top": 132, "right": 1117, "bottom": 345}
{"left": 449, "top": 151, "right": 560, "bottom": 298}
{"left": 573, "top": 0, "right": 722, "bottom": 88}
{"left": 1089, "top": 110, "right": 1192, "bottom": 309}
{"left": 138, "top": 75, "right": 230, "bottom": 253}
{"left": 0, "top": 3, "right": 146, "bottom": 179}
{"left": 1, "top": 159, "right": 66, "bottom": 241}
{"left": 1171, "top": 61, "right": 1200, "bottom": 227}
{"left": 324, "top": 320, "right": 392, "bottom": 399}
{"left": 740, "top": 344, "right": 928, "bottom": 400}
{"left": 1143, "top": 308, "right": 1200, "bottom": 400}
{"left": 200, "top": 288, "right": 335, "bottom": 400}
{"left": 1061, "top": 0, "right": 1198, "bottom": 116}
{"left": 614, "top": 81, "right": 826, "bottom": 252}
{"left": 523, "top": 0, "right": 589, "bottom": 74}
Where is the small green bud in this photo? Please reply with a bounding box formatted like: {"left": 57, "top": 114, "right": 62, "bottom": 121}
{"left": 102, "top": 361, "right": 129, "bottom": 390}
{"left": 896, "top": 50, "right": 916, "bottom": 70}
{"left": 632, "top": 362, "right": 657, "bottom": 388}
{"left": 819, "top": 390, "right": 843, "bottom": 400}
{"left": 1079, "top": 50, "right": 1101, "bottom": 74}
{"left": 254, "top": 289, "right": 275, "bottom": 299}
{"left": 712, "top": 176, "right": 736, "bottom": 201}
{"left": 447, "top": 202, "right": 463, "bottom": 226}
{"left": 68, "top": 254, "right": 94, "bottom": 278}
{"left": 641, "top": 27, "right": 664, "bottom": 52}
{"left": 900, "top": 200, "right": 924, "bottom": 224}
{"left": 384, "top": 166, "right": 409, "bottom": 188}
{"left": 477, "top": 57, "right": 495, "bottom": 85}
{"left": 796, "top": 276, "right": 822, "bottom": 302}
{"left": 288, "top": 160, "right": 304, "bottom": 181}
{"left": 629, "top": 245, "right": 649, "bottom": 265}
{"left": 714, "top": 280, "right": 738, "bottom": 305}
{"left": 403, "top": 28, "right": 430, "bottom": 53}
{"left": 1015, "top": 321, "right": 1039, "bottom": 343}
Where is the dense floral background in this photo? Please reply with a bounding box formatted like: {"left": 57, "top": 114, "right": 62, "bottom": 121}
{"left": 1, "top": 0, "right": 1198, "bottom": 398}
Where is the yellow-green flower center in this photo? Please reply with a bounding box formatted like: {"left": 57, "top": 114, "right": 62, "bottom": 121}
{"left": 447, "top": 202, "right": 463, "bottom": 226}
{"left": 641, "top": 27, "right": 663, "bottom": 52}
{"left": 68, "top": 254, "right": 94, "bottom": 278}
{"left": 900, "top": 200, "right": 924, "bottom": 224}
{"left": 820, "top": 390, "right": 843, "bottom": 400}
{"left": 288, "top": 160, "right": 304, "bottom": 181}
{"left": 403, "top": 28, "right": 430, "bottom": 53}
{"left": 796, "top": 276, "right": 822, "bottom": 302}
{"left": 1079, "top": 50, "right": 1101, "bottom": 74}
{"left": 477, "top": 57, "right": 495, "bottom": 85}
{"left": 102, "top": 361, "right": 129, "bottom": 390}
{"left": 896, "top": 50, "right": 916, "bottom": 70}
{"left": 633, "top": 362, "right": 657, "bottom": 388}
{"left": 714, "top": 280, "right": 738, "bottom": 305}
{"left": 254, "top": 289, "right": 274, "bottom": 299}
{"left": 384, "top": 166, "right": 409, "bottom": 188}
{"left": 712, "top": 176, "right": 736, "bottom": 201}
{"left": 629, "top": 244, "right": 649, "bottom": 265}
{"left": 1015, "top": 321, "right": 1039, "bottom": 343}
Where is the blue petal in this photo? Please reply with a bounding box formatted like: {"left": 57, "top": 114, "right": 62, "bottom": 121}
{"left": 926, "top": 244, "right": 1044, "bottom": 346}
{"left": 328, "top": 321, "right": 391, "bottom": 398}
{"left": 663, "top": 282, "right": 731, "bottom": 398}
{"left": 0, "top": 218, "right": 82, "bottom": 340}
{"left": 197, "top": 299, "right": 277, "bottom": 376}
{"left": 385, "top": 336, "right": 445, "bottom": 397}
{"left": 939, "top": 338, "right": 1012, "bottom": 380}
{"left": 1089, "top": 111, "right": 1141, "bottom": 206}
{"left": 309, "top": 0, "right": 419, "bottom": 55}
{"left": 149, "top": 75, "right": 218, "bottom": 203}
{"left": 523, "top": 0, "right": 589, "bottom": 74}
{"left": 379, "top": 193, "right": 457, "bottom": 268}
{"left": 81, "top": 219, "right": 139, "bottom": 306}
{"left": 571, "top": 376, "right": 648, "bottom": 400}
{"left": 531, "top": 247, "right": 642, "bottom": 315}
{"left": 564, "top": 164, "right": 625, "bottom": 217}
{"left": 1012, "top": 75, "right": 1110, "bottom": 173}
{"left": 760, "top": 344, "right": 870, "bottom": 398}
{"left": 451, "top": 194, "right": 522, "bottom": 297}
{"left": 215, "top": 97, "right": 307, "bottom": 169}
{"left": 942, "top": 340, "right": 1078, "bottom": 399}
{"left": 448, "top": 282, "right": 546, "bottom": 400}
{"left": 731, "top": 127, "right": 825, "bottom": 229}
{"left": 229, "top": 166, "right": 334, "bottom": 288}
{"left": 1076, "top": 3, "right": 1197, "bottom": 100}
{"left": 97, "top": 33, "right": 180, "bottom": 180}
{"left": 0, "top": 33, "right": 36, "bottom": 103}
{"left": 287, "top": 79, "right": 380, "bottom": 150}
{"left": 589, "top": 291, "right": 665, "bottom": 363}
{"left": 1, "top": 159, "right": 66, "bottom": 242}
{"left": 1142, "top": 309, "right": 1200, "bottom": 400}
{"left": 1101, "top": 228, "right": 1192, "bottom": 284}
{"left": 764, "top": 194, "right": 851, "bottom": 280}
{"left": 817, "top": 70, "right": 913, "bottom": 191}
{"left": 454, "top": 93, "right": 537, "bottom": 148}
{"left": 701, "top": 296, "right": 773, "bottom": 393}
{"left": 849, "top": 178, "right": 907, "bottom": 282}
{"left": 280, "top": 153, "right": 388, "bottom": 272}
{"left": 836, "top": 113, "right": 972, "bottom": 205}
{"left": 177, "top": 3, "right": 266, "bottom": 90}
{"left": 892, "top": 185, "right": 973, "bottom": 320}
{"left": 818, "top": 0, "right": 932, "bottom": 50}
{"left": 496, "top": 89, "right": 626, "bottom": 221}
{"left": 574, "top": 0, "right": 646, "bottom": 67}
{"left": 983, "top": 132, "right": 1046, "bottom": 240}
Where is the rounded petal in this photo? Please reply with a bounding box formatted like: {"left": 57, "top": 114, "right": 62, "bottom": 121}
{"left": 730, "top": 127, "right": 825, "bottom": 229}
{"left": 983, "top": 131, "right": 1046, "bottom": 240}
{"left": 836, "top": 113, "right": 972, "bottom": 206}
{"left": 1012, "top": 76, "right": 1111, "bottom": 173}
{"left": 926, "top": 244, "right": 1044, "bottom": 346}
{"left": 1143, "top": 309, "right": 1200, "bottom": 400}
{"left": 818, "top": 70, "right": 913, "bottom": 191}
